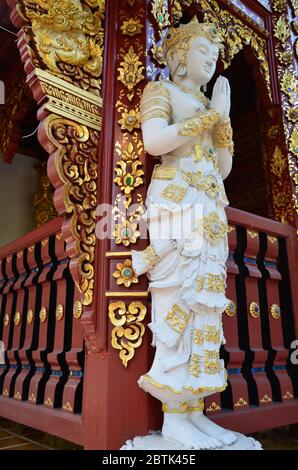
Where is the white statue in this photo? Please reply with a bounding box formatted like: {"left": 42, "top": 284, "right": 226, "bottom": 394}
{"left": 131, "top": 18, "right": 237, "bottom": 450}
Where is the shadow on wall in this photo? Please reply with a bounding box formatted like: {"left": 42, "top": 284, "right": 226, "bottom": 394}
{"left": 0, "top": 153, "right": 40, "bottom": 248}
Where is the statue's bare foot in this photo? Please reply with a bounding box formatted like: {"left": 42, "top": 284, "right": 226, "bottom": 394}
{"left": 162, "top": 413, "right": 222, "bottom": 449}
{"left": 190, "top": 412, "right": 237, "bottom": 446}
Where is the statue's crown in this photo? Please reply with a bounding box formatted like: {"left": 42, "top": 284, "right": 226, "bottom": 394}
{"left": 162, "top": 17, "right": 222, "bottom": 57}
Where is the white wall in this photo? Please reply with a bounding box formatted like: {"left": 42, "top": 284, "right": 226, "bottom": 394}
{"left": 0, "top": 153, "right": 40, "bottom": 248}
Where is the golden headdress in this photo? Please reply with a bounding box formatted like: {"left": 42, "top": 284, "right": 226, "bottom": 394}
{"left": 162, "top": 17, "right": 222, "bottom": 78}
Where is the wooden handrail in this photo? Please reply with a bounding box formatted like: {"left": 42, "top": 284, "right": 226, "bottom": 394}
{"left": 0, "top": 216, "right": 64, "bottom": 259}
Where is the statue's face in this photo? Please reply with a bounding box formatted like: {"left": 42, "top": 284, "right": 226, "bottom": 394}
{"left": 186, "top": 36, "right": 219, "bottom": 86}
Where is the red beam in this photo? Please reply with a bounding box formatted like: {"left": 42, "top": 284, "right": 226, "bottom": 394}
{"left": 0, "top": 396, "right": 83, "bottom": 445}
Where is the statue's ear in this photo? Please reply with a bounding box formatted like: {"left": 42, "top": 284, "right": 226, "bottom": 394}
{"left": 166, "top": 48, "right": 187, "bottom": 80}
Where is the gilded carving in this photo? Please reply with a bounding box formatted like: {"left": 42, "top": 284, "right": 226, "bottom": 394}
{"left": 108, "top": 301, "right": 147, "bottom": 367}
{"left": 33, "top": 162, "right": 57, "bottom": 227}
{"left": 120, "top": 18, "right": 144, "bottom": 36}
{"left": 114, "top": 141, "right": 144, "bottom": 208}
{"left": 273, "top": 16, "right": 291, "bottom": 44}
{"left": 151, "top": 0, "right": 170, "bottom": 31}
{"left": 41, "top": 114, "right": 99, "bottom": 306}
{"left": 112, "top": 259, "right": 139, "bottom": 287}
{"left": 117, "top": 46, "right": 145, "bottom": 101}
{"left": 19, "top": 0, "right": 106, "bottom": 95}
{"left": 270, "top": 146, "right": 287, "bottom": 178}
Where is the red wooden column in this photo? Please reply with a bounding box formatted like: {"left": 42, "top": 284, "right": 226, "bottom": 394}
{"left": 244, "top": 229, "right": 272, "bottom": 405}
{"left": 223, "top": 225, "right": 249, "bottom": 410}
{"left": 2, "top": 249, "right": 27, "bottom": 399}
{"left": 62, "top": 287, "right": 84, "bottom": 415}
{"left": 27, "top": 237, "right": 54, "bottom": 404}
{"left": 13, "top": 244, "right": 40, "bottom": 401}
{"left": 264, "top": 234, "right": 294, "bottom": 401}
{"left": 43, "top": 232, "right": 68, "bottom": 410}
{"left": 0, "top": 254, "right": 17, "bottom": 397}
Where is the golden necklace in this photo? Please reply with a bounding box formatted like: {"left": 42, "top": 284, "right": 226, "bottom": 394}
{"left": 173, "top": 82, "right": 210, "bottom": 107}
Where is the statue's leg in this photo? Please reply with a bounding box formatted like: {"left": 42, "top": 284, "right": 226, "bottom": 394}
{"left": 161, "top": 400, "right": 222, "bottom": 449}
{"left": 188, "top": 312, "right": 237, "bottom": 446}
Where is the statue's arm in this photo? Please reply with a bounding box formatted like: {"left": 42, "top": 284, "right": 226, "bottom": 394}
{"left": 213, "top": 118, "right": 234, "bottom": 180}
{"left": 141, "top": 81, "right": 221, "bottom": 156}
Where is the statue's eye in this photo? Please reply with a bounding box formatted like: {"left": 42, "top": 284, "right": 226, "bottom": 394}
{"left": 167, "top": 33, "right": 172, "bottom": 39}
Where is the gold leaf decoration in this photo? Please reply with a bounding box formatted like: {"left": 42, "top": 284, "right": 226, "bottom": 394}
{"left": 113, "top": 259, "right": 138, "bottom": 287}
{"left": 108, "top": 301, "right": 147, "bottom": 367}
{"left": 21, "top": 0, "right": 106, "bottom": 95}
{"left": 289, "top": 129, "right": 298, "bottom": 157}
{"left": 273, "top": 15, "right": 291, "bottom": 44}
{"left": 117, "top": 46, "right": 145, "bottom": 101}
{"left": 120, "top": 18, "right": 144, "bottom": 36}
{"left": 151, "top": 0, "right": 170, "bottom": 30}
{"left": 270, "top": 146, "right": 287, "bottom": 177}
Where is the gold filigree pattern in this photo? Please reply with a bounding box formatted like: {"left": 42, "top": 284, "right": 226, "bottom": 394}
{"left": 270, "top": 303, "right": 281, "bottom": 320}
{"left": 274, "top": 15, "right": 291, "bottom": 44}
{"left": 193, "top": 329, "right": 204, "bottom": 346}
{"left": 120, "top": 18, "right": 144, "bottom": 36}
{"left": 204, "top": 350, "right": 221, "bottom": 374}
{"left": 114, "top": 141, "right": 144, "bottom": 208}
{"left": 204, "top": 325, "right": 220, "bottom": 344}
{"left": 203, "top": 212, "right": 228, "bottom": 246}
{"left": 165, "top": 304, "right": 191, "bottom": 334}
{"left": 3, "top": 314, "right": 10, "bottom": 328}
{"left": 117, "top": 46, "right": 145, "bottom": 101}
{"left": 225, "top": 300, "right": 237, "bottom": 317}
{"left": 249, "top": 302, "right": 260, "bottom": 319}
{"left": 270, "top": 146, "right": 287, "bottom": 178}
{"left": 108, "top": 301, "right": 147, "bottom": 367}
{"left": 14, "top": 312, "right": 21, "bottom": 326}
{"left": 140, "top": 81, "right": 172, "bottom": 123}
{"left": 189, "top": 353, "right": 201, "bottom": 377}
{"left": 178, "top": 110, "right": 220, "bottom": 137}
{"left": 33, "top": 162, "right": 57, "bottom": 227}
{"left": 260, "top": 394, "right": 272, "bottom": 404}
{"left": 73, "top": 301, "right": 83, "bottom": 319}
{"left": 152, "top": 166, "right": 177, "bottom": 180}
{"left": 56, "top": 304, "right": 64, "bottom": 321}
{"left": 20, "top": 0, "right": 106, "bottom": 95}
{"left": 234, "top": 397, "right": 248, "bottom": 407}
{"left": 282, "top": 391, "right": 294, "bottom": 400}
{"left": 151, "top": 0, "right": 170, "bottom": 30}
{"left": 206, "top": 402, "right": 221, "bottom": 412}
{"left": 113, "top": 259, "right": 138, "bottom": 287}
{"left": 160, "top": 184, "right": 186, "bottom": 202}
{"left": 42, "top": 115, "right": 99, "bottom": 306}
{"left": 289, "top": 129, "right": 298, "bottom": 156}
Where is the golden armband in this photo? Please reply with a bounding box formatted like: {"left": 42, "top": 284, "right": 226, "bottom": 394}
{"left": 213, "top": 119, "right": 234, "bottom": 155}
{"left": 177, "top": 109, "right": 221, "bottom": 137}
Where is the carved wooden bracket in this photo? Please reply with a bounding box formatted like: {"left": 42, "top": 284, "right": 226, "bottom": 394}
{"left": 6, "top": 1, "right": 106, "bottom": 320}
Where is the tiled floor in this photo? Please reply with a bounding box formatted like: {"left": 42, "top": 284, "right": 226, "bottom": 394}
{"left": 0, "top": 417, "right": 298, "bottom": 450}
{"left": 0, "top": 417, "right": 82, "bottom": 450}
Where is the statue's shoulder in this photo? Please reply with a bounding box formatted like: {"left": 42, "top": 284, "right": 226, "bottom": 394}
{"left": 141, "top": 80, "right": 172, "bottom": 101}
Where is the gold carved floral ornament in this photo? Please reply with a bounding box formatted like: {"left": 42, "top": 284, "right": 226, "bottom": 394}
{"left": 273, "top": 15, "right": 291, "bottom": 44}
{"left": 120, "top": 18, "right": 144, "bottom": 36}
{"left": 116, "top": 99, "right": 141, "bottom": 132}
{"left": 113, "top": 259, "right": 138, "bottom": 287}
{"left": 41, "top": 115, "right": 99, "bottom": 306}
{"left": 225, "top": 300, "right": 237, "bottom": 317}
{"left": 150, "top": 44, "right": 167, "bottom": 66}
{"left": 249, "top": 301, "right": 260, "bottom": 319}
{"left": 20, "top": 0, "right": 106, "bottom": 95}
{"left": 280, "top": 72, "right": 297, "bottom": 100}
{"left": 270, "top": 146, "right": 287, "bottom": 178}
{"left": 270, "top": 304, "right": 281, "bottom": 320}
{"left": 289, "top": 129, "right": 298, "bottom": 157}
{"left": 206, "top": 402, "right": 221, "bottom": 413}
{"left": 234, "top": 397, "right": 248, "bottom": 407}
{"left": 117, "top": 46, "right": 145, "bottom": 101}
{"left": 151, "top": 0, "right": 170, "bottom": 31}
{"left": 33, "top": 162, "right": 57, "bottom": 227}
{"left": 108, "top": 301, "right": 147, "bottom": 367}
{"left": 271, "top": 0, "right": 287, "bottom": 12}
{"left": 286, "top": 107, "right": 298, "bottom": 123}
{"left": 114, "top": 140, "right": 144, "bottom": 208}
